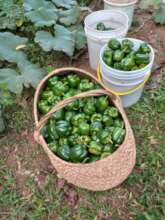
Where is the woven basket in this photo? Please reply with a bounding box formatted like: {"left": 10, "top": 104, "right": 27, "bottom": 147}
{"left": 33, "top": 68, "right": 136, "bottom": 191}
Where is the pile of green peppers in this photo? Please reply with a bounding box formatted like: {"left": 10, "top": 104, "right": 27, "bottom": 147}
{"left": 96, "top": 22, "right": 113, "bottom": 31}
{"left": 41, "top": 95, "right": 126, "bottom": 163}
{"left": 103, "top": 38, "right": 151, "bottom": 71}
{"left": 38, "top": 73, "right": 101, "bottom": 115}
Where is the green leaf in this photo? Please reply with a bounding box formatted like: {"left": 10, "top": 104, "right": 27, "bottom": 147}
{"left": 0, "top": 109, "right": 5, "bottom": 133}
{"left": 0, "top": 68, "right": 23, "bottom": 94}
{"left": 35, "top": 24, "right": 75, "bottom": 56}
{"left": 0, "top": 32, "right": 28, "bottom": 63}
{"left": 139, "top": 0, "right": 162, "bottom": 9}
{"left": 17, "top": 60, "right": 45, "bottom": 89}
{"left": 0, "top": 63, "right": 45, "bottom": 94}
{"left": 24, "top": 0, "right": 58, "bottom": 27}
{"left": 74, "top": 25, "right": 86, "bottom": 50}
{"left": 0, "top": 0, "right": 24, "bottom": 30}
{"left": 153, "top": 5, "right": 165, "bottom": 24}
{"left": 52, "top": 0, "right": 77, "bottom": 9}
{"left": 58, "top": 5, "right": 80, "bottom": 26}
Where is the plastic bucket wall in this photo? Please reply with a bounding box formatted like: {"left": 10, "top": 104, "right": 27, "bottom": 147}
{"left": 102, "top": 74, "right": 144, "bottom": 108}
{"left": 100, "top": 38, "right": 154, "bottom": 84}
{"left": 104, "top": 0, "right": 138, "bottom": 27}
{"left": 99, "top": 38, "right": 155, "bottom": 107}
{"left": 84, "top": 10, "right": 129, "bottom": 70}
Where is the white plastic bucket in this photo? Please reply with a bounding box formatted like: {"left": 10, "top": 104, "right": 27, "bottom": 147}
{"left": 104, "top": 0, "right": 138, "bottom": 28}
{"left": 84, "top": 10, "right": 129, "bottom": 70}
{"left": 99, "top": 38, "right": 155, "bottom": 107}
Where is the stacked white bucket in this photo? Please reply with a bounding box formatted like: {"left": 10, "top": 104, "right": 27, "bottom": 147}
{"left": 100, "top": 38, "right": 155, "bottom": 108}
{"left": 103, "top": 0, "right": 138, "bottom": 28}
{"left": 84, "top": 10, "right": 129, "bottom": 70}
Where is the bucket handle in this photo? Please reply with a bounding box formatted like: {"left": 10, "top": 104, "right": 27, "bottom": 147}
{"left": 97, "top": 64, "right": 151, "bottom": 96}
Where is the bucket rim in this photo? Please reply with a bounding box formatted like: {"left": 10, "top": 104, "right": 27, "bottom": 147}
{"left": 100, "top": 37, "right": 155, "bottom": 75}
{"left": 104, "top": 0, "right": 138, "bottom": 7}
{"left": 84, "top": 9, "right": 129, "bottom": 35}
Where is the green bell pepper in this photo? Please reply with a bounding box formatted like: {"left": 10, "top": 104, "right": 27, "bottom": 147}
{"left": 103, "top": 144, "right": 113, "bottom": 153}
{"left": 139, "top": 43, "right": 151, "bottom": 54}
{"left": 77, "top": 135, "right": 91, "bottom": 145}
{"left": 104, "top": 107, "right": 119, "bottom": 118}
{"left": 113, "top": 62, "right": 123, "bottom": 70}
{"left": 71, "top": 113, "right": 86, "bottom": 126}
{"left": 88, "top": 155, "right": 100, "bottom": 163}
{"left": 113, "top": 50, "right": 124, "bottom": 62}
{"left": 121, "top": 39, "right": 134, "bottom": 54}
{"left": 56, "top": 144, "right": 70, "bottom": 161}
{"left": 41, "top": 91, "right": 54, "bottom": 100}
{"left": 95, "top": 96, "right": 109, "bottom": 112}
{"left": 102, "top": 115, "right": 113, "bottom": 126}
{"left": 65, "top": 111, "right": 76, "bottom": 122}
{"left": 91, "top": 113, "right": 102, "bottom": 123}
{"left": 49, "top": 142, "right": 58, "bottom": 153}
{"left": 67, "top": 74, "right": 80, "bottom": 88}
{"left": 79, "top": 79, "right": 95, "bottom": 91}
{"left": 112, "top": 127, "right": 126, "bottom": 144}
{"left": 132, "top": 65, "right": 139, "bottom": 71}
{"left": 135, "top": 53, "right": 150, "bottom": 65}
{"left": 121, "top": 57, "right": 135, "bottom": 71}
{"left": 52, "top": 81, "right": 69, "bottom": 96}
{"left": 103, "top": 49, "right": 113, "bottom": 67}
{"left": 59, "top": 138, "right": 68, "bottom": 146}
{"left": 67, "top": 100, "right": 79, "bottom": 111}
{"left": 96, "top": 22, "right": 106, "bottom": 31}
{"left": 70, "top": 144, "right": 88, "bottom": 162}
{"left": 83, "top": 101, "right": 96, "bottom": 115}
{"left": 94, "top": 84, "right": 102, "bottom": 89}
{"left": 78, "top": 122, "right": 90, "bottom": 135}
{"left": 105, "top": 126, "right": 115, "bottom": 134}
{"left": 101, "top": 152, "right": 112, "bottom": 159}
{"left": 38, "top": 100, "right": 50, "bottom": 114}
{"left": 90, "top": 121, "right": 103, "bottom": 134}
{"left": 47, "top": 76, "right": 59, "bottom": 88}
{"left": 56, "top": 120, "right": 70, "bottom": 137}
{"left": 88, "top": 141, "right": 103, "bottom": 155}
{"left": 68, "top": 134, "right": 79, "bottom": 146}
{"left": 113, "top": 119, "right": 124, "bottom": 128}
{"left": 99, "top": 130, "right": 113, "bottom": 145}
{"left": 91, "top": 134, "right": 100, "bottom": 143}
{"left": 52, "top": 109, "right": 65, "bottom": 121}
{"left": 108, "top": 38, "right": 121, "bottom": 50}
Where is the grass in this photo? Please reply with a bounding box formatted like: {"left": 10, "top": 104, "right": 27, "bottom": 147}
{"left": 0, "top": 71, "right": 165, "bottom": 220}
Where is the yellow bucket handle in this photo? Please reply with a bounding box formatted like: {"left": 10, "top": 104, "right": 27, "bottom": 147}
{"left": 97, "top": 64, "right": 151, "bottom": 96}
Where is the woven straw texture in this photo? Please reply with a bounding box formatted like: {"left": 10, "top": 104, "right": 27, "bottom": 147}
{"left": 33, "top": 68, "right": 136, "bottom": 191}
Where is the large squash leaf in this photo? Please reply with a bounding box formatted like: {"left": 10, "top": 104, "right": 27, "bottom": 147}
{"left": 24, "top": 0, "right": 58, "bottom": 27}
{"left": 58, "top": 5, "right": 80, "bottom": 26}
{"left": 0, "top": 63, "right": 45, "bottom": 95}
{"left": 0, "top": 68, "right": 23, "bottom": 94}
{"left": 0, "top": 32, "right": 28, "bottom": 63}
{"left": 17, "top": 60, "right": 45, "bottom": 89}
{"left": 35, "top": 24, "right": 75, "bottom": 56}
{"left": 52, "top": 0, "right": 77, "bottom": 9}
{"left": 74, "top": 25, "right": 86, "bottom": 50}
{"left": 0, "top": 0, "right": 24, "bottom": 30}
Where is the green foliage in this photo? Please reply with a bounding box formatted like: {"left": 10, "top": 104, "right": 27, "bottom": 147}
{"left": 35, "top": 24, "right": 86, "bottom": 56}
{"left": 0, "top": 0, "right": 24, "bottom": 30}
{"left": 153, "top": 5, "right": 165, "bottom": 24}
{"left": 24, "top": 0, "right": 58, "bottom": 27}
{"left": 0, "top": 32, "right": 27, "bottom": 63}
{"left": 23, "top": 0, "right": 86, "bottom": 56}
{"left": 139, "top": 0, "right": 162, "bottom": 9}
{"left": 139, "top": 0, "right": 165, "bottom": 25}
